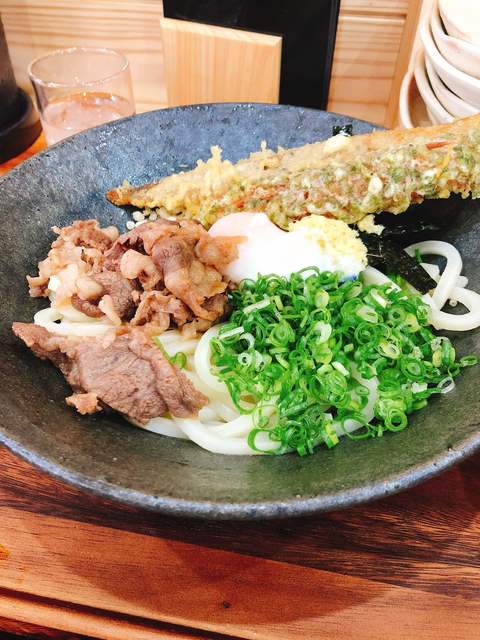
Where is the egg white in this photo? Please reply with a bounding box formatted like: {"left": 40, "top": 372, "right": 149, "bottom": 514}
{"left": 209, "top": 212, "right": 366, "bottom": 283}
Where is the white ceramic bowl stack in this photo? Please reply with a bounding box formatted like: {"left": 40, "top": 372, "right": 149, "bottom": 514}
{"left": 399, "top": 0, "right": 480, "bottom": 128}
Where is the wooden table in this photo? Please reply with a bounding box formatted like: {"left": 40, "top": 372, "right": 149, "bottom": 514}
{"left": 1, "top": 136, "right": 479, "bottom": 640}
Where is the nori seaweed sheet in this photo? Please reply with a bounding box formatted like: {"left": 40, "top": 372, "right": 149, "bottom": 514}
{"left": 332, "top": 123, "right": 353, "bottom": 137}
{"left": 375, "top": 195, "right": 464, "bottom": 243}
{"left": 361, "top": 233, "right": 436, "bottom": 294}
{"left": 361, "top": 195, "right": 466, "bottom": 293}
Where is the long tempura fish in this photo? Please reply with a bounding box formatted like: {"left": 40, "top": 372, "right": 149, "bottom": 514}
{"left": 107, "top": 114, "right": 480, "bottom": 229}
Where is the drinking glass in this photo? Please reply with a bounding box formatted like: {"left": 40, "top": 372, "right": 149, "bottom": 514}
{"left": 29, "top": 47, "right": 135, "bottom": 145}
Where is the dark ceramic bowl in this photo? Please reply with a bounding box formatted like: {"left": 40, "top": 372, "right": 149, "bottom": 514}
{"left": 1, "top": 104, "right": 479, "bottom": 519}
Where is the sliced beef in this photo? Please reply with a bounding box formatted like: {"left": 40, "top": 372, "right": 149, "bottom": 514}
{"left": 93, "top": 270, "right": 137, "bottom": 320}
{"left": 195, "top": 234, "right": 242, "bottom": 273}
{"left": 27, "top": 217, "right": 239, "bottom": 337}
{"left": 70, "top": 270, "right": 137, "bottom": 320}
{"left": 27, "top": 220, "right": 120, "bottom": 298}
{"left": 66, "top": 392, "right": 100, "bottom": 414}
{"left": 131, "top": 290, "right": 191, "bottom": 332}
{"left": 181, "top": 318, "right": 213, "bottom": 339}
{"left": 52, "top": 219, "right": 119, "bottom": 252}
{"left": 12, "top": 322, "right": 207, "bottom": 423}
{"left": 151, "top": 236, "right": 227, "bottom": 320}
{"left": 103, "top": 220, "right": 177, "bottom": 270}
{"left": 12, "top": 322, "right": 78, "bottom": 369}
{"left": 71, "top": 294, "right": 104, "bottom": 318}
{"left": 128, "top": 331, "right": 207, "bottom": 417}
{"left": 119, "top": 249, "right": 161, "bottom": 290}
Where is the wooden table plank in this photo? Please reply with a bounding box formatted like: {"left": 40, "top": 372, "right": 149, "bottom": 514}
{"left": 0, "top": 589, "right": 233, "bottom": 640}
{"left": 0, "top": 615, "right": 94, "bottom": 639}
{"left": 1, "top": 445, "right": 479, "bottom": 602}
{"left": 0, "top": 504, "right": 478, "bottom": 640}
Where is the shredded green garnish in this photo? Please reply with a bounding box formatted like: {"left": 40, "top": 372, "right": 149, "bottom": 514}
{"left": 170, "top": 351, "right": 187, "bottom": 369}
{"left": 210, "top": 269, "right": 477, "bottom": 456}
{"left": 153, "top": 336, "right": 187, "bottom": 369}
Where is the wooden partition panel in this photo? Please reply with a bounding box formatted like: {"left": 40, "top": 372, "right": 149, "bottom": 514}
{"left": 161, "top": 18, "right": 281, "bottom": 106}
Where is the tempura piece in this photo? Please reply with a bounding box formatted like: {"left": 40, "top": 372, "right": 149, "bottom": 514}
{"left": 107, "top": 115, "right": 480, "bottom": 229}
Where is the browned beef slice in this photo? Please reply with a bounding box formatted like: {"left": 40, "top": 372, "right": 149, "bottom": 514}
{"left": 12, "top": 322, "right": 78, "bottom": 374}
{"left": 103, "top": 219, "right": 235, "bottom": 324}
{"left": 92, "top": 270, "right": 137, "bottom": 319}
{"left": 71, "top": 294, "right": 104, "bottom": 318}
{"left": 195, "top": 234, "right": 242, "bottom": 272}
{"left": 66, "top": 392, "right": 100, "bottom": 414}
{"left": 151, "top": 237, "right": 226, "bottom": 320}
{"left": 73, "top": 333, "right": 169, "bottom": 421}
{"left": 131, "top": 291, "right": 191, "bottom": 330}
{"left": 70, "top": 271, "right": 137, "bottom": 320}
{"left": 103, "top": 220, "right": 177, "bottom": 270}
{"left": 53, "top": 220, "right": 119, "bottom": 251}
{"left": 128, "top": 330, "right": 207, "bottom": 417}
{"left": 12, "top": 323, "right": 207, "bottom": 422}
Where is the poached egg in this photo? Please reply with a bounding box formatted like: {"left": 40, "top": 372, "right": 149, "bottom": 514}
{"left": 209, "top": 212, "right": 367, "bottom": 283}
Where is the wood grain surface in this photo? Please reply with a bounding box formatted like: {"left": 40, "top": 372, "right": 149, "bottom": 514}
{"left": 1, "top": 0, "right": 420, "bottom": 126}
{"left": 0, "top": 446, "right": 479, "bottom": 638}
{"left": 161, "top": 18, "right": 281, "bottom": 106}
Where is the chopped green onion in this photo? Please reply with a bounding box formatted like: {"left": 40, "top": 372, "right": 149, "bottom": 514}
{"left": 219, "top": 326, "right": 244, "bottom": 339}
{"left": 170, "top": 351, "right": 187, "bottom": 369}
{"left": 357, "top": 305, "right": 379, "bottom": 323}
{"left": 323, "top": 422, "right": 339, "bottom": 448}
{"left": 437, "top": 377, "right": 455, "bottom": 394}
{"left": 208, "top": 268, "right": 476, "bottom": 456}
{"left": 315, "top": 290, "right": 329, "bottom": 308}
{"left": 237, "top": 352, "right": 253, "bottom": 367}
{"left": 313, "top": 321, "right": 332, "bottom": 343}
{"left": 332, "top": 361, "right": 349, "bottom": 376}
{"left": 241, "top": 332, "right": 255, "bottom": 349}
{"left": 243, "top": 298, "right": 271, "bottom": 314}
{"left": 378, "top": 339, "right": 401, "bottom": 359}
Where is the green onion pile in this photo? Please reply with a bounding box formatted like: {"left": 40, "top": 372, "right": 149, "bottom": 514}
{"left": 210, "top": 268, "right": 477, "bottom": 456}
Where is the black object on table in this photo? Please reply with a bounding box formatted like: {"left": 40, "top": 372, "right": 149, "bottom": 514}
{"left": 0, "top": 14, "right": 41, "bottom": 162}
{"left": 163, "top": 0, "right": 341, "bottom": 110}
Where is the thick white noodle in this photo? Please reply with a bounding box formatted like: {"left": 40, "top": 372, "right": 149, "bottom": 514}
{"left": 55, "top": 304, "right": 100, "bottom": 323}
{"left": 362, "top": 267, "right": 399, "bottom": 289}
{"left": 208, "top": 401, "right": 239, "bottom": 423}
{"left": 426, "top": 286, "right": 480, "bottom": 331}
{"left": 34, "top": 307, "right": 112, "bottom": 337}
{"left": 404, "top": 240, "right": 480, "bottom": 331}
{"left": 420, "top": 262, "right": 440, "bottom": 281}
{"left": 208, "top": 413, "right": 254, "bottom": 438}
{"left": 160, "top": 339, "right": 198, "bottom": 357}
{"left": 157, "top": 330, "right": 184, "bottom": 343}
{"left": 130, "top": 416, "right": 188, "bottom": 439}
{"left": 406, "top": 241, "right": 462, "bottom": 309}
{"left": 173, "top": 417, "right": 258, "bottom": 455}
{"left": 183, "top": 369, "right": 236, "bottom": 405}
{"left": 34, "top": 239, "right": 480, "bottom": 454}
{"left": 194, "top": 324, "right": 230, "bottom": 393}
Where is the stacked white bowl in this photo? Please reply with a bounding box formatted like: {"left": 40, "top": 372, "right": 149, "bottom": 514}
{"left": 399, "top": 0, "right": 480, "bottom": 128}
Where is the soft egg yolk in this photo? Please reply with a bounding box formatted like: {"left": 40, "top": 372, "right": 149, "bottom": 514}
{"left": 209, "top": 212, "right": 367, "bottom": 283}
